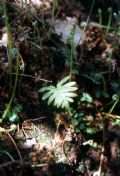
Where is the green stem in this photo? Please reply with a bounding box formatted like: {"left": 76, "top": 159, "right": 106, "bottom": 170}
{"left": 0, "top": 150, "right": 15, "bottom": 162}
{"left": 108, "top": 97, "right": 119, "bottom": 115}
{"left": 70, "top": 41, "right": 74, "bottom": 80}
{"left": 52, "top": 0, "right": 57, "bottom": 20}
{"left": 2, "top": 52, "right": 19, "bottom": 120}
{"left": 98, "top": 9, "right": 102, "bottom": 26}
{"left": 47, "top": 0, "right": 58, "bottom": 37}
{"left": 106, "top": 7, "right": 113, "bottom": 35}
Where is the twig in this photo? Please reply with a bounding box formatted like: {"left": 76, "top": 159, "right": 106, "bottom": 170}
{"left": 93, "top": 147, "right": 104, "bottom": 176}
{"left": 29, "top": 116, "right": 47, "bottom": 122}
{"left": 7, "top": 133, "right": 23, "bottom": 161}
{"left": 31, "top": 163, "right": 47, "bottom": 167}
{"left": 11, "top": 73, "right": 52, "bottom": 83}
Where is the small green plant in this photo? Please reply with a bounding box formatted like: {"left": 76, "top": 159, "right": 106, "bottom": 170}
{"left": 71, "top": 94, "right": 119, "bottom": 135}
{"left": 82, "top": 70, "right": 111, "bottom": 99}
{"left": 71, "top": 111, "right": 97, "bottom": 134}
{"left": 80, "top": 92, "right": 93, "bottom": 103}
{"left": 71, "top": 112, "right": 85, "bottom": 133}
{"left": 39, "top": 75, "right": 78, "bottom": 114}
{"left": 4, "top": 103, "right": 22, "bottom": 123}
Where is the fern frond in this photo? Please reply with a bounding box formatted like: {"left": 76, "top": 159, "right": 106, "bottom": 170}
{"left": 67, "top": 24, "right": 76, "bottom": 45}
{"left": 40, "top": 86, "right": 56, "bottom": 92}
{"left": 57, "top": 75, "right": 70, "bottom": 87}
{"left": 39, "top": 76, "right": 78, "bottom": 112}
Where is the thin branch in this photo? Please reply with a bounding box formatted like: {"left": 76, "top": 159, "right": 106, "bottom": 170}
{"left": 7, "top": 133, "right": 23, "bottom": 161}
{"left": 11, "top": 73, "right": 52, "bottom": 83}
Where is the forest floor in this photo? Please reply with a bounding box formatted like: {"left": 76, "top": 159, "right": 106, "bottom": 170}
{"left": 0, "top": 1, "right": 120, "bottom": 176}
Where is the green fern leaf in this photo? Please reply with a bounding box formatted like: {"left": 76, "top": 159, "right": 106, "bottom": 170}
{"left": 39, "top": 86, "right": 55, "bottom": 92}
{"left": 40, "top": 75, "right": 78, "bottom": 111}
{"left": 55, "top": 96, "right": 65, "bottom": 108}
{"left": 67, "top": 24, "right": 76, "bottom": 45}
{"left": 62, "top": 81, "right": 77, "bottom": 87}
{"left": 62, "top": 100, "right": 70, "bottom": 109}
{"left": 62, "top": 92, "right": 77, "bottom": 97}
{"left": 57, "top": 76, "right": 70, "bottom": 88}
{"left": 54, "top": 95, "right": 64, "bottom": 107}
{"left": 60, "top": 86, "right": 78, "bottom": 92}
{"left": 42, "top": 89, "right": 56, "bottom": 100}
{"left": 64, "top": 97, "right": 74, "bottom": 103}
{"left": 47, "top": 92, "right": 58, "bottom": 105}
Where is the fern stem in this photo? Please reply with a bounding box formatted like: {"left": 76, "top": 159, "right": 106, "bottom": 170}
{"left": 108, "top": 97, "right": 119, "bottom": 115}
{"left": 106, "top": 7, "right": 113, "bottom": 35}
{"left": 67, "top": 24, "right": 76, "bottom": 80}
{"left": 98, "top": 9, "right": 102, "bottom": 26}
{"left": 0, "top": 150, "right": 15, "bottom": 162}
{"left": 70, "top": 41, "right": 74, "bottom": 80}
